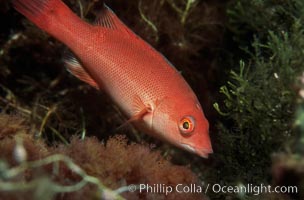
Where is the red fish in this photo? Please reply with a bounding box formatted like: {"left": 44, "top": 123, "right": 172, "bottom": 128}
{"left": 13, "top": 0, "right": 212, "bottom": 157}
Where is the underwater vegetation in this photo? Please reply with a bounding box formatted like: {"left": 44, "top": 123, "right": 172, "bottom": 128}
{"left": 0, "top": 0, "right": 303, "bottom": 200}
{"left": 212, "top": 0, "right": 304, "bottom": 199}
{"left": 0, "top": 113, "right": 205, "bottom": 200}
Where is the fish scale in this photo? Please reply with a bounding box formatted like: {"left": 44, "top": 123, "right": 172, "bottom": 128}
{"left": 13, "top": 0, "right": 213, "bottom": 157}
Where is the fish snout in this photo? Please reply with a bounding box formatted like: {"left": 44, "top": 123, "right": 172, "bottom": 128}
{"left": 181, "top": 143, "right": 213, "bottom": 158}
{"left": 196, "top": 147, "right": 213, "bottom": 158}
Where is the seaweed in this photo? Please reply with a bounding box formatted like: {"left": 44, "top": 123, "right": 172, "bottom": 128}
{"left": 0, "top": 113, "right": 206, "bottom": 200}
{"left": 2, "top": 0, "right": 304, "bottom": 199}
{"left": 212, "top": 0, "right": 304, "bottom": 199}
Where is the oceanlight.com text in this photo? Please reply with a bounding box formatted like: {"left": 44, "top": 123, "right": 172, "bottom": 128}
{"left": 211, "top": 183, "right": 298, "bottom": 196}
{"left": 127, "top": 183, "right": 298, "bottom": 196}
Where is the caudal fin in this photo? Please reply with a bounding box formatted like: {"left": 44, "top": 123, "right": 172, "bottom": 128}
{"left": 12, "top": 0, "right": 90, "bottom": 46}
{"left": 13, "top": 0, "right": 64, "bottom": 30}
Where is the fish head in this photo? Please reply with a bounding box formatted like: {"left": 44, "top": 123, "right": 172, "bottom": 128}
{"left": 151, "top": 96, "right": 213, "bottom": 158}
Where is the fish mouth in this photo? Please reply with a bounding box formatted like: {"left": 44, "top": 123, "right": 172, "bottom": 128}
{"left": 181, "top": 143, "right": 213, "bottom": 158}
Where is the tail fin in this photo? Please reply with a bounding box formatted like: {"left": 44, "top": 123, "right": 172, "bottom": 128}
{"left": 13, "top": 0, "right": 63, "bottom": 31}
{"left": 13, "top": 0, "right": 90, "bottom": 46}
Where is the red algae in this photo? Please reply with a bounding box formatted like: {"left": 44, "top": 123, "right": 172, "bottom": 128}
{"left": 0, "top": 113, "right": 207, "bottom": 200}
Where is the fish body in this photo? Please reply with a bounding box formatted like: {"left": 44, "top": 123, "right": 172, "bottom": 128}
{"left": 13, "top": 0, "right": 212, "bottom": 157}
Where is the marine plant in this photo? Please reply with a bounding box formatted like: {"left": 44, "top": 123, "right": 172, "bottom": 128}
{"left": 212, "top": 0, "right": 304, "bottom": 199}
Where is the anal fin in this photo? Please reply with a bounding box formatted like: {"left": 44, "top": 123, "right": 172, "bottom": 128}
{"left": 64, "top": 51, "right": 100, "bottom": 89}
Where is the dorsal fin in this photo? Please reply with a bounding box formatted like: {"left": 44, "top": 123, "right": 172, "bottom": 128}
{"left": 95, "top": 5, "right": 132, "bottom": 34}
{"left": 64, "top": 51, "right": 100, "bottom": 89}
{"left": 95, "top": 5, "right": 117, "bottom": 29}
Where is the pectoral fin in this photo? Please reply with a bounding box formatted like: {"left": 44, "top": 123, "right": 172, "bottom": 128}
{"left": 116, "top": 96, "right": 152, "bottom": 130}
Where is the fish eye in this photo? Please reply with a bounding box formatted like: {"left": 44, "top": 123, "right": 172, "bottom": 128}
{"left": 179, "top": 116, "right": 195, "bottom": 135}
